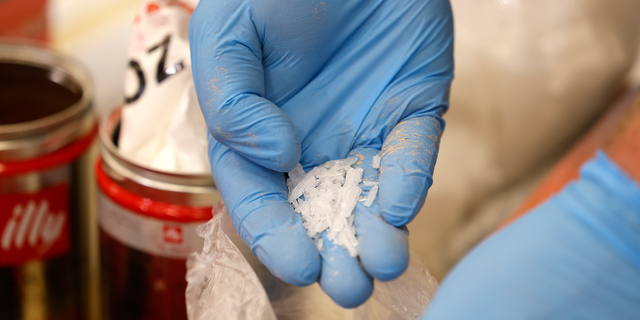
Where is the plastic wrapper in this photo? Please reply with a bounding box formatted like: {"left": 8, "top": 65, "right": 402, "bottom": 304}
{"left": 185, "top": 202, "right": 276, "bottom": 320}
{"left": 186, "top": 203, "right": 439, "bottom": 320}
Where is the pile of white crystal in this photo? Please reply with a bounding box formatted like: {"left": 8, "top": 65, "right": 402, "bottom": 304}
{"left": 287, "top": 155, "right": 381, "bottom": 257}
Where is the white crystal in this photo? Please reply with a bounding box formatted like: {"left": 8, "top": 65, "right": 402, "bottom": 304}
{"left": 362, "top": 180, "right": 378, "bottom": 187}
{"left": 287, "top": 157, "right": 367, "bottom": 257}
{"left": 363, "top": 184, "right": 378, "bottom": 207}
{"left": 288, "top": 174, "right": 318, "bottom": 203}
{"left": 372, "top": 154, "right": 381, "bottom": 169}
{"left": 287, "top": 164, "right": 306, "bottom": 190}
{"left": 316, "top": 238, "right": 324, "bottom": 252}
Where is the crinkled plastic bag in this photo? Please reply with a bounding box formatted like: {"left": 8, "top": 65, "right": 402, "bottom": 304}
{"left": 185, "top": 203, "right": 277, "bottom": 320}
{"left": 186, "top": 203, "right": 439, "bottom": 320}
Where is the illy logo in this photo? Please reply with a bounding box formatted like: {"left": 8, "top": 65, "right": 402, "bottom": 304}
{"left": 1, "top": 200, "right": 66, "bottom": 252}
{"left": 162, "top": 225, "right": 183, "bottom": 244}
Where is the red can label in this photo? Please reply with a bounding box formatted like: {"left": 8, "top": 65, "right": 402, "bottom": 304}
{"left": 0, "top": 183, "right": 71, "bottom": 266}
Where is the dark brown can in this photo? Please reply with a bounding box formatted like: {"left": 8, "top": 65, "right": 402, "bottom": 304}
{"left": 0, "top": 44, "right": 96, "bottom": 320}
{"left": 96, "top": 108, "right": 219, "bottom": 320}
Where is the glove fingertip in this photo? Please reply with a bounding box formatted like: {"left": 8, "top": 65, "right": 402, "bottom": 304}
{"left": 321, "top": 278, "right": 373, "bottom": 309}
{"left": 363, "top": 248, "right": 409, "bottom": 282}
{"left": 319, "top": 241, "right": 374, "bottom": 308}
{"left": 380, "top": 212, "right": 412, "bottom": 228}
{"left": 379, "top": 167, "right": 430, "bottom": 227}
{"left": 356, "top": 210, "right": 410, "bottom": 280}
{"left": 252, "top": 223, "right": 321, "bottom": 286}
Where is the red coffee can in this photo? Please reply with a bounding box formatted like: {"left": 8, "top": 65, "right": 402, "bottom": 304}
{"left": 0, "top": 44, "right": 96, "bottom": 320}
{"left": 96, "top": 107, "right": 218, "bottom": 320}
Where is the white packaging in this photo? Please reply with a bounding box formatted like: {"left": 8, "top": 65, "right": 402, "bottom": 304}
{"left": 119, "top": 0, "right": 209, "bottom": 174}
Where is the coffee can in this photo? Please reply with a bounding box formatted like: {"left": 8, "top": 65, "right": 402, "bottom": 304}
{"left": 96, "top": 107, "right": 219, "bottom": 320}
{"left": 0, "top": 44, "right": 96, "bottom": 320}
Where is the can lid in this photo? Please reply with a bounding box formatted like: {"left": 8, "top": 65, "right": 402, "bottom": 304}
{"left": 0, "top": 124, "right": 97, "bottom": 176}
{"left": 0, "top": 44, "right": 94, "bottom": 161}
{"left": 96, "top": 160, "right": 213, "bottom": 222}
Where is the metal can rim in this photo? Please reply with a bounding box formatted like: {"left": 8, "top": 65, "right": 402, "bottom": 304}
{"left": 99, "top": 107, "right": 218, "bottom": 207}
{"left": 0, "top": 123, "right": 97, "bottom": 176}
{"left": 96, "top": 159, "right": 213, "bottom": 222}
{"left": 0, "top": 43, "right": 94, "bottom": 161}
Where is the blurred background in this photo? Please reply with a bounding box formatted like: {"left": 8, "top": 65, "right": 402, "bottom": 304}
{"left": 2, "top": 0, "right": 640, "bottom": 282}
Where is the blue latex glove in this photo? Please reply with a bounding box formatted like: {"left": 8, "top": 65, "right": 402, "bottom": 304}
{"left": 189, "top": 0, "right": 454, "bottom": 308}
{"left": 422, "top": 151, "right": 640, "bottom": 319}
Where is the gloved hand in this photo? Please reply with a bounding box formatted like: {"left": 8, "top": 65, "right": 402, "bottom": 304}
{"left": 421, "top": 152, "right": 640, "bottom": 319}
{"left": 189, "top": 0, "right": 453, "bottom": 307}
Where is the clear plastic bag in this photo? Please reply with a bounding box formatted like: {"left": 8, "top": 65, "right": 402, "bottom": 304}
{"left": 186, "top": 203, "right": 439, "bottom": 320}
